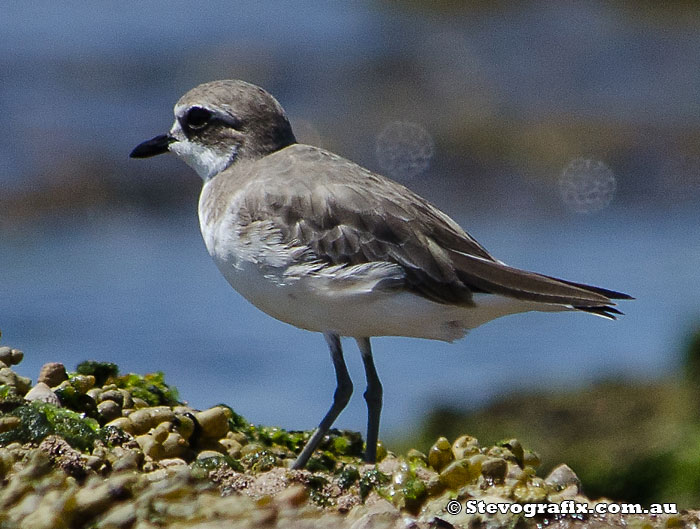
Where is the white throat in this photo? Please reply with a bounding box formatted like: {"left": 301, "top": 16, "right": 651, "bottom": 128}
{"left": 169, "top": 140, "right": 237, "bottom": 180}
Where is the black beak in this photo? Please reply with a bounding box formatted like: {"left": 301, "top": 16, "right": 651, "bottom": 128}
{"left": 130, "top": 134, "right": 173, "bottom": 158}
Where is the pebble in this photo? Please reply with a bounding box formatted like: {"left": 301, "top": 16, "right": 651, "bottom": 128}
{"left": 144, "top": 468, "right": 169, "bottom": 482}
{"left": 0, "top": 368, "right": 31, "bottom": 396}
{"left": 98, "top": 400, "right": 122, "bottom": 423}
{"left": 226, "top": 431, "right": 248, "bottom": 445}
{"left": 544, "top": 463, "right": 582, "bottom": 491}
{"left": 220, "top": 438, "right": 242, "bottom": 458}
{"left": 0, "top": 347, "right": 23, "bottom": 366}
{"left": 128, "top": 410, "right": 152, "bottom": 432}
{"left": 173, "top": 413, "right": 195, "bottom": 439}
{"left": 500, "top": 438, "right": 524, "bottom": 465}
{"left": 480, "top": 457, "right": 508, "bottom": 483}
{"left": 151, "top": 422, "right": 171, "bottom": 444}
{"left": 439, "top": 459, "right": 477, "bottom": 489}
{"left": 100, "top": 389, "right": 125, "bottom": 406}
{"left": 37, "top": 362, "right": 68, "bottom": 388}
{"left": 128, "top": 407, "right": 175, "bottom": 435}
{"left": 83, "top": 455, "right": 103, "bottom": 471}
{"left": 0, "top": 449, "right": 15, "bottom": 478}
{"left": 159, "top": 457, "right": 187, "bottom": 468}
{"left": 111, "top": 449, "right": 142, "bottom": 472}
{"left": 135, "top": 434, "right": 165, "bottom": 461}
{"left": 452, "top": 434, "right": 480, "bottom": 460}
{"left": 132, "top": 398, "right": 150, "bottom": 409}
{"left": 523, "top": 450, "right": 541, "bottom": 468}
{"left": 427, "top": 437, "right": 454, "bottom": 472}
{"left": 24, "top": 383, "right": 61, "bottom": 406}
{"left": 162, "top": 432, "right": 188, "bottom": 458}
{"left": 197, "top": 450, "right": 225, "bottom": 461}
{"left": 118, "top": 389, "right": 134, "bottom": 409}
{"left": 512, "top": 482, "right": 548, "bottom": 503}
{"left": 15, "top": 489, "right": 70, "bottom": 529}
{"left": 71, "top": 374, "right": 96, "bottom": 393}
{"left": 105, "top": 417, "right": 134, "bottom": 434}
{"left": 240, "top": 442, "right": 264, "bottom": 457}
{"left": 195, "top": 407, "right": 231, "bottom": 440}
{"left": 406, "top": 449, "right": 427, "bottom": 465}
{"left": 0, "top": 416, "right": 20, "bottom": 434}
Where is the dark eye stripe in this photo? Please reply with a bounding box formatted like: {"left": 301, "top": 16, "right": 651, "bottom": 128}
{"left": 180, "top": 107, "right": 242, "bottom": 134}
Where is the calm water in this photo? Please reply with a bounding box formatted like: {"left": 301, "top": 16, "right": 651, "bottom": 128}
{"left": 2, "top": 207, "right": 697, "bottom": 437}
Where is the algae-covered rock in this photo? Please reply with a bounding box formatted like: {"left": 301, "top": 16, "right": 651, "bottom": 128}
{"left": 0, "top": 401, "right": 99, "bottom": 451}
{"left": 428, "top": 436, "right": 454, "bottom": 471}
{"left": 0, "top": 368, "right": 31, "bottom": 396}
{"left": 114, "top": 371, "right": 179, "bottom": 406}
{"left": 439, "top": 458, "right": 478, "bottom": 489}
{"left": 388, "top": 462, "right": 428, "bottom": 513}
{"left": 0, "top": 344, "right": 689, "bottom": 529}
{"left": 75, "top": 360, "right": 119, "bottom": 387}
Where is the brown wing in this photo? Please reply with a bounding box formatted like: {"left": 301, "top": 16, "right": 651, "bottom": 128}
{"left": 235, "top": 145, "right": 631, "bottom": 310}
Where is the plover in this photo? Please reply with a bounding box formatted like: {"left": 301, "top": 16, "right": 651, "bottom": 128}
{"left": 131, "top": 80, "right": 631, "bottom": 469}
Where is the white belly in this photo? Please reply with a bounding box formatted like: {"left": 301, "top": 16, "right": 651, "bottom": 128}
{"left": 209, "top": 253, "right": 556, "bottom": 342}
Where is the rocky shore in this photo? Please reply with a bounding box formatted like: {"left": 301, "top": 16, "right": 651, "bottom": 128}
{"left": 0, "top": 341, "right": 693, "bottom": 529}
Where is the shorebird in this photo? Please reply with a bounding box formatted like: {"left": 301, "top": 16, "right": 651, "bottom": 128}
{"left": 130, "top": 80, "right": 631, "bottom": 469}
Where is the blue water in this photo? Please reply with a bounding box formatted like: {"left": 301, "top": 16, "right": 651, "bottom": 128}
{"left": 1, "top": 1, "right": 699, "bottom": 441}
{"left": 2, "top": 206, "right": 697, "bottom": 438}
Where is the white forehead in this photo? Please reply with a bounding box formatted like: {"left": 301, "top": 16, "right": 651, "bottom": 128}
{"left": 174, "top": 103, "right": 199, "bottom": 118}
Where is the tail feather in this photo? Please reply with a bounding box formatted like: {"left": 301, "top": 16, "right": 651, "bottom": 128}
{"left": 544, "top": 276, "right": 634, "bottom": 300}
{"left": 574, "top": 305, "right": 624, "bottom": 320}
{"left": 448, "top": 250, "right": 631, "bottom": 318}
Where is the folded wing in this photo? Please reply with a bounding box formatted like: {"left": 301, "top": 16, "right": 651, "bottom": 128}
{"left": 234, "top": 145, "right": 631, "bottom": 315}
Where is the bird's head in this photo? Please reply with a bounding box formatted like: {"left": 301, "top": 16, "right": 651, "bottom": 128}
{"left": 130, "top": 80, "right": 297, "bottom": 180}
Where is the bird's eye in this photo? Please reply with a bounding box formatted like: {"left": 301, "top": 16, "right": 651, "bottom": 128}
{"left": 185, "top": 107, "right": 213, "bottom": 130}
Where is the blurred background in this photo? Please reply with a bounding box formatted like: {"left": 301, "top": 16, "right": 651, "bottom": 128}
{"left": 2, "top": 1, "right": 700, "bottom": 505}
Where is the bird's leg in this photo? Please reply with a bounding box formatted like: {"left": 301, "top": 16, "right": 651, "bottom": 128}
{"left": 356, "top": 337, "right": 383, "bottom": 464}
{"left": 292, "top": 332, "right": 353, "bottom": 469}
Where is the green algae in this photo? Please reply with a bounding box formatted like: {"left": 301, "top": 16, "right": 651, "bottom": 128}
{"left": 76, "top": 361, "right": 119, "bottom": 387}
{"left": 245, "top": 425, "right": 363, "bottom": 465}
{"left": 191, "top": 454, "right": 243, "bottom": 474}
{"left": 54, "top": 384, "right": 99, "bottom": 419}
{"left": 359, "top": 468, "right": 390, "bottom": 499}
{"left": 338, "top": 465, "right": 360, "bottom": 489}
{"left": 388, "top": 463, "right": 427, "bottom": 514}
{"left": 0, "top": 384, "right": 24, "bottom": 412}
{"left": 306, "top": 451, "right": 338, "bottom": 473}
{"left": 327, "top": 430, "right": 364, "bottom": 457}
{"left": 114, "top": 372, "right": 180, "bottom": 406}
{"left": 254, "top": 425, "right": 305, "bottom": 452}
{"left": 306, "top": 474, "right": 332, "bottom": 507}
{"left": 0, "top": 401, "right": 98, "bottom": 451}
{"left": 241, "top": 449, "right": 278, "bottom": 472}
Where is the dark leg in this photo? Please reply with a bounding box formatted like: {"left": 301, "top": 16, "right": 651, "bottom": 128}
{"left": 292, "top": 332, "right": 353, "bottom": 469}
{"left": 356, "top": 337, "right": 383, "bottom": 463}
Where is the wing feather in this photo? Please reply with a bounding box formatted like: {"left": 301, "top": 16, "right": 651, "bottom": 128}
{"left": 231, "top": 144, "right": 628, "bottom": 309}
